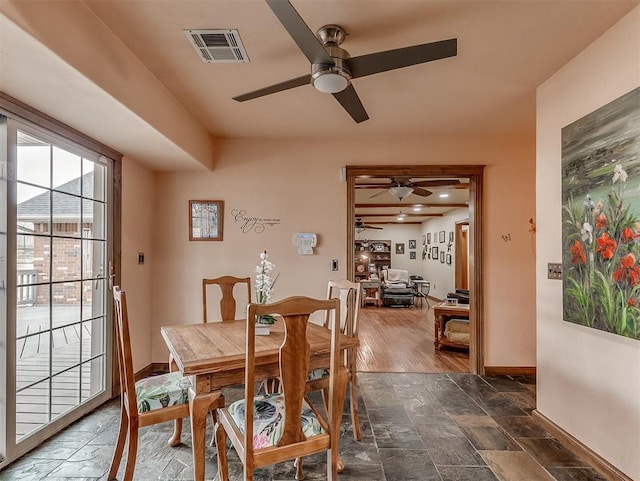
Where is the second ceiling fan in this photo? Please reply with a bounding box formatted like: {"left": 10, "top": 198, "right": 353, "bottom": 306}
{"left": 234, "top": 0, "right": 458, "bottom": 123}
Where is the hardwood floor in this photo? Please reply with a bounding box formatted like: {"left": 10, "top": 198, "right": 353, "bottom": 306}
{"left": 357, "top": 300, "right": 470, "bottom": 373}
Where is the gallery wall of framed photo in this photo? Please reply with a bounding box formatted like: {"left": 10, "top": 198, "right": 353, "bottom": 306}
{"left": 419, "top": 208, "right": 469, "bottom": 300}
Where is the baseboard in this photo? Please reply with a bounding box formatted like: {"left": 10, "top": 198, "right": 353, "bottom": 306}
{"left": 134, "top": 362, "right": 169, "bottom": 381}
{"left": 483, "top": 366, "right": 536, "bottom": 377}
{"left": 532, "top": 410, "right": 632, "bottom": 481}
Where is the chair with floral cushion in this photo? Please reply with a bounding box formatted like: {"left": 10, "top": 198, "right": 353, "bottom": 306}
{"left": 306, "top": 279, "right": 363, "bottom": 441}
{"left": 214, "top": 296, "right": 345, "bottom": 481}
{"left": 202, "top": 275, "right": 252, "bottom": 322}
{"left": 109, "top": 286, "right": 193, "bottom": 481}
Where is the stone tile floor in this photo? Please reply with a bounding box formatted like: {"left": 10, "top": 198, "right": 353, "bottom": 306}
{"left": 0, "top": 373, "right": 608, "bottom": 481}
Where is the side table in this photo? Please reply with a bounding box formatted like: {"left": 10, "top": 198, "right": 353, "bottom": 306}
{"left": 360, "top": 279, "right": 380, "bottom": 307}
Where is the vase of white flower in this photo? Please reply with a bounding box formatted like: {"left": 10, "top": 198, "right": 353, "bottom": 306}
{"left": 255, "top": 251, "right": 279, "bottom": 327}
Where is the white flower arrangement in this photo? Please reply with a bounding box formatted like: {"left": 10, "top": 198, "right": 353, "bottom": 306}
{"left": 255, "top": 251, "right": 279, "bottom": 324}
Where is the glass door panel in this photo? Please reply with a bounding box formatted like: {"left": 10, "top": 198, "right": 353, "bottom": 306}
{"left": 13, "top": 126, "right": 109, "bottom": 443}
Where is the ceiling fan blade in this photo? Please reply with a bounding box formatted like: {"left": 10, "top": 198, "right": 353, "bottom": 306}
{"left": 409, "top": 179, "right": 461, "bottom": 188}
{"left": 266, "top": 0, "right": 335, "bottom": 65}
{"left": 346, "top": 38, "right": 457, "bottom": 79}
{"left": 412, "top": 188, "right": 433, "bottom": 197}
{"left": 364, "top": 225, "right": 384, "bottom": 230}
{"left": 332, "top": 84, "right": 369, "bottom": 123}
{"left": 233, "top": 74, "right": 311, "bottom": 102}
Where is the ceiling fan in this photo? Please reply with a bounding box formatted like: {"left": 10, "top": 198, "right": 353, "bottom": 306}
{"left": 359, "top": 178, "right": 461, "bottom": 200}
{"left": 233, "top": 0, "right": 457, "bottom": 123}
{"left": 355, "top": 218, "right": 383, "bottom": 232}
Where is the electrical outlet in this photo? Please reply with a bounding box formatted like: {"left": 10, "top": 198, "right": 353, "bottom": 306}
{"left": 331, "top": 259, "right": 338, "bottom": 271}
{"left": 548, "top": 262, "right": 562, "bottom": 280}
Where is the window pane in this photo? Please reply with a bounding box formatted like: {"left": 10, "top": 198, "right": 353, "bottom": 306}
{"left": 51, "top": 237, "right": 80, "bottom": 282}
{"left": 52, "top": 192, "right": 80, "bottom": 238}
{"left": 52, "top": 367, "right": 80, "bottom": 420}
{"left": 16, "top": 130, "right": 50, "bottom": 189}
{"left": 81, "top": 318, "right": 105, "bottom": 362}
{"left": 17, "top": 184, "right": 50, "bottom": 235}
{"left": 81, "top": 358, "right": 104, "bottom": 402}
{"left": 51, "top": 324, "right": 81, "bottom": 376}
{"left": 83, "top": 199, "right": 105, "bottom": 240}
{"left": 83, "top": 240, "right": 105, "bottom": 279}
{"left": 86, "top": 160, "right": 105, "bottom": 201}
{"left": 52, "top": 147, "right": 81, "bottom": 194}
{"left": 16, "top": 379, "right": 50, "bottom": 440}
{"left": 17, "top": 289, "right": 50, "bottom": 336}
{"left": 17, "top": 338, "right": 50, "bottom": 391}
{"left": 17, "top": 233, "right": 50, "bottom": 286}
{"left": 52, "top": 281, "right": 81, "bottom": 329}
{"left": 83, "top": 279, "right": 105, "bottom": 320}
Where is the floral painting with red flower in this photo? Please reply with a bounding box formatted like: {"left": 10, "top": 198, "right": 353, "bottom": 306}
{"left": 562, "top": 86, "right": 640, "bottom": 340}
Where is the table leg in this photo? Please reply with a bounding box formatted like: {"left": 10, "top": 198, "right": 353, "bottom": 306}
{"left": 188, "top": 388, "right": 222, "bottom": 481}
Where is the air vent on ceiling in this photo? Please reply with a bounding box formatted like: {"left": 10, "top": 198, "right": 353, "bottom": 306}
{"left": 184, "top": 29, "right": 249, "bottom": 63}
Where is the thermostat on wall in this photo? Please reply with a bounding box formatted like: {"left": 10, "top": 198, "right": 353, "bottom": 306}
{"left": 294, "top": 233, "right": 317, "bottom": 255}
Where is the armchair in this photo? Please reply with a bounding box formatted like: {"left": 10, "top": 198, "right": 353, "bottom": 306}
{"left": 380, "top": 269, "right": 414, "bottom": 307}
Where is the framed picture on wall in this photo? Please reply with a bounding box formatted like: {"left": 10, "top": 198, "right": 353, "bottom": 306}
{"left": 440, "top": 251, "right": 445, "bottom": 263}
{"left": 431, "top": 246, "right": 438, "bottom": 259}
{"left": 427, "top": 233, "right": 431, "bottom": 244}
{"left": 189, "top": 200, "right": 224, "bottom": 241}
{"left": 439, "top": 230, "right": 445, "bottom": 243}
{"left": 395, "top": 243, "right": 405, "bottom": 254}
{"left": 449, "top": 231, "right": 454, "bottom": 242}
{"left": 409, "top": 239, "right": 416, "bottom": 249}
{"left": 410, "top": 251, "right": 416, "bottom": 260}
{"left": 422, "top": 235, "right": 426, "bottom": 245}
{"left": 446, "top": 254, "right": 452, "bottom": 265}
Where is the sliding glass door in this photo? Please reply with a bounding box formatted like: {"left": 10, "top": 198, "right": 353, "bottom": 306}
{"left": 0, "top": 117, "right": 113, "bottom": 465}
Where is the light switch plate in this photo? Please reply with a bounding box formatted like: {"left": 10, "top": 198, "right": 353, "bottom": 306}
{"left": 548, "top": 262, "right": 562, "bottom": 280}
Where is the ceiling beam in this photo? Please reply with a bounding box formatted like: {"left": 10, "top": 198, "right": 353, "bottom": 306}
{"left": 355, "top": 213, "right": 442, "bottom": 218}
{"left": 355, "top": 183, "right": 470, "bottom": 189}
{"left": 355, "top": 203, "right": 468, "bottom": 208}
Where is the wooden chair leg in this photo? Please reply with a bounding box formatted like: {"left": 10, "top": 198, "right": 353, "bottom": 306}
{"left": 294, "top": 457, "right": 305, "bottom": 480}
{"left": 169, "top": 416, "right": 182, "bottom": 447}
{"left": 122, "top": 418, "right": 139, "bottom": 481}
{"left": 349, "top": 368, "right": 362, "bottom": 441}
{"left": 107, "top": 406, "right": 128, "bottom": 480}
{"left": 214, "top": 420, "right": 229, "bottom": 481}
{"left": 209, "top": 409, "right": 218, "bottom": 447}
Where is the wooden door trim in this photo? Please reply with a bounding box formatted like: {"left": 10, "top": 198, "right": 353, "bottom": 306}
{"left": 347, "top": 165, "right": 484, "bottom": 374}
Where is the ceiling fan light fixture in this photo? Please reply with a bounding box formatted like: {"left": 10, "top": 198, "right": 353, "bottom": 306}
{"left": 389, "top": 186, "right": 414, "bottom": 200}
{"left": 312, "top": 66, "right": 350, "bottom": 93}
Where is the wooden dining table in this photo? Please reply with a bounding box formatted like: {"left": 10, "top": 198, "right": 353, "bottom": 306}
{"left": 161, "top": 318, "right": 360, "bottom": 481}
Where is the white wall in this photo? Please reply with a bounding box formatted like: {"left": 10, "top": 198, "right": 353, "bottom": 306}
{"left": 422, "top": 208, "right": 469, "bottom": 299}
{"left": 536, "top": 7, "right": 640, "bottom": 479}
{"left": 356, "top": 224, "right": 423, "bottom": 276}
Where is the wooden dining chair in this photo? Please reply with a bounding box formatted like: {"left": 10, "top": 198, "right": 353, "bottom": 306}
{"left": 202, "top": 275, "right": 252, "bottom": 322}
{"left": 214, "top": 296, "right": 346, "bottom": 481}
{"left": 109, "top": 286, "right": 191, "bottom": 481}
{"left": 307, "top": 279, "right": 363, "bottom": 440}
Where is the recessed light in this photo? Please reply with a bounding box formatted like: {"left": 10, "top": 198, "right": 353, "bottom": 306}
{"left": 439, "top": 193, "right": 449, "bottom": 198}
{"left": 412, "top": 206, "right": 422, "bottom": 212}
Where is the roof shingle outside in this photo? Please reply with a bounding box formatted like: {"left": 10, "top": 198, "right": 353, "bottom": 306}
{"left": 17, "top": 172, "right": 96, "bottom": 220}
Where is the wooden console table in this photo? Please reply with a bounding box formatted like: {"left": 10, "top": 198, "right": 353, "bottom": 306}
{"left": 433, "top": 302, "right": 470, "bottom": 350}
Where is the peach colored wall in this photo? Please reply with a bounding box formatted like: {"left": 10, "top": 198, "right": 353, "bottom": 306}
{"left": 149, "top": 136, "right": 537, "bottom": 368}
{"left": 536, "top": 7, "right": 640, "bottom": 478}
{"left": 120, "top": 158, "right": 155, "bottom": 372}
